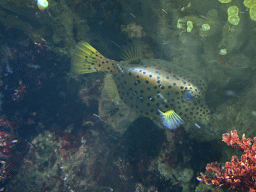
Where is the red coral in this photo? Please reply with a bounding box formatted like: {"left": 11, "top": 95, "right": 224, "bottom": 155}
{"left": 197, "top": 130, "right": 256, "bottom": 192}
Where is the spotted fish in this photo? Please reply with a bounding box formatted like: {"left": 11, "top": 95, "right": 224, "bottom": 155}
{"left": 71, "top": 42, "right": 211, "bottom": 129}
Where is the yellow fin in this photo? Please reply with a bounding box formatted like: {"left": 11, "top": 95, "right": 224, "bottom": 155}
{"left": 71, "top": 42, "right": 99, "bottom": 74}
{"left": 121, "top": 41, "right": 143, "bottom": 64}
{"left": 71, "top": 42, "right": 119, "bottom": 75}
{"left": 103, "top": 74, "right": 119, "bottom": 99}
{"left": 158, "top": 109, "right": 183, "bottom": 130}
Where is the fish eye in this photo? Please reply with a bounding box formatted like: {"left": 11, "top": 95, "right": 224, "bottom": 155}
{"left": 183, "top": 91, "right": 196, "bottom": 101}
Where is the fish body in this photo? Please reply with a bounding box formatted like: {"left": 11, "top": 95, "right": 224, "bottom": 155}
{"left": 71, "top": 42, "right": 211, "bottom": 129}
{"left": 114, "top": 60, "right": 210, "bottom": 126}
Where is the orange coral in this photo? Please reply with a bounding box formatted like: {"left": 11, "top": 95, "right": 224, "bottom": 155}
{"left": 197, "top": 130, "right": 256, "bottom": 192}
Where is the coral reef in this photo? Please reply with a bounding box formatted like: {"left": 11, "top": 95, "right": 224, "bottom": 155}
{"left": 2, "top": 0, "right": 256, "bottom": 191}
{"left": 0, "top": 0, "right": 90, "bottom": 53}
{"left": 198, "top": 130, "right": 256, "bottom": 191}
{"left": 0, "top": 116, "right": 26, "bottom": 191}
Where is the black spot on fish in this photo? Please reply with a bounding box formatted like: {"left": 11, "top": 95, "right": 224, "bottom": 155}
{"left": 180, "top": 86, "right": 184, "bottom": 89}
{"left": 157, "top": 76, "right": 160, "bottom": 79}
{"left": 150, "top": 109, "right": 154, "bottom": 113}
{"left": 166, "top": 76, "right": 169, "bottom": 79}
{"left": 140, "top": 90, "right": 144, "bottom": 93}
{"left": 165, "top": 105, "right": 169, "bottom": 108}
{"left": 147, "top": 87, "right": 151, "bottom": 90}
{"left": 154, "top": 86, "right": 157, "bottom": 89}
{"left": 157, "top": 80, "right": 160, "bottom": 84}
{"left": 124, "top": 81, "right": 127, "bottom": 84}
{"left": 146, "top": 80, "right": 149, "bottom": 84}
{"left": 145, "top": 112, "right": 149, "bottom": 115}
{"left": 168, "top": 86, "right": 172, "bottom": 89}
{"left": 129, "top": 72, "right": 131, "bottom": 76}
{"left": 149, "top": 75, "right": 152, "bottom": 78}
{"left": 143, "top": 72, "right": 146, "bottom": 74}
{"left": 173, "top": 83, "right": 176, "bottom": 86}
{"left": 98, "top": 64, "right": 101, "bottom": 67}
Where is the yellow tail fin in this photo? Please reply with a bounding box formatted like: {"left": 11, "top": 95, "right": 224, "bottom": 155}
{"left": 71, "top": 42, "right": 119, "bottom": 75}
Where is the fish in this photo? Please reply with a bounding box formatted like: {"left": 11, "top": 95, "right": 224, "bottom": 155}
{"left": 71, "top": 42, "right": 211, "bottom": 130}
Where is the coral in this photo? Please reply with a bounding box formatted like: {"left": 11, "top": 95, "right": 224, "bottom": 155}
{"left": 244, "top": 0, "right": 256, "bottom": 8}
{"left": 244, "top": 0, "right": 256, "bottom": 20}
{"left": 218, "top": 0, "right": 232, "bottom": 3}
{"left": 176, "top": 9, "right": 221, "bottom": 38}
{"left": 121, "top": 22, "right": 146, "bottom": 38}
{"left": 0, "top": 116, "right": 25, "bottom": 191}
{"left": 197, "top": 130, "right": 256, "bottom": 192}
{"left": 250, "top": 5, "right": 256, "bottom": 20}
{"left": 228, "top": 6, "right": 240, "bottom": 25}
{"left": 37, "top": 0, "right": 48, "bottom": 11}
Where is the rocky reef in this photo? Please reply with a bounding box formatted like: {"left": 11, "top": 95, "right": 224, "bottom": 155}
{"left": 1, "top": 0, "right": 256, "bottom": 191}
